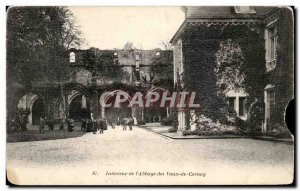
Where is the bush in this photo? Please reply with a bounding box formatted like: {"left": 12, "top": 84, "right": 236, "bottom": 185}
{"left": 168, "top": 127, "right": 177, "bottom": 133}
{"left": 161, "top": 117, "right": 173, "bottom": 126}
{"left": 235, "top": 117, "right": 247, "bottom": 131}
{"left": 182, "top": 130, "right": 192, "bottom": 136}
{"left": 271, "top": 123, "right": 292, "bottom": 138}
{"left": 137, "top": 118, "right": 145, "bottom": 125}
{"left": 161, "top": 112, "right": 178, "bottom": 126}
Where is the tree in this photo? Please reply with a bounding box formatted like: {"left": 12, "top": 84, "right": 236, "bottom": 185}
{"left": 123, "top": 41, "right": 135, "bottom": 50}
{"left": 160, "top": 40, "right": 172, "bottom": 50}
{"left": 141, "top": 50, "right": 173, "bottom": 90}
{"left": 7, "top": 6, "right": 83, "bottom": 121}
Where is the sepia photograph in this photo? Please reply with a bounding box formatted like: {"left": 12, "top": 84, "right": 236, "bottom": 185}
{"left": 6, "top": 6, "right": 294, "bottom": 185}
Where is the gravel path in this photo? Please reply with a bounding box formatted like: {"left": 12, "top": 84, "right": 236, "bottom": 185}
{"left": 7, "top": 126, "right": 294, "bottom": 185}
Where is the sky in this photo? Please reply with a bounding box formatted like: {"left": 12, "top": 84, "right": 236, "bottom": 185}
{"left": 69, "top": 7, "right": 185, "bottom": 50}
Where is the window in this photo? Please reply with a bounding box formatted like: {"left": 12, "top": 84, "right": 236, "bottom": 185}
{"left": 234, "top": 6, "right": 256, "bottom": 14}
{"left": 239, "top": 97, "right": 246, "bottom": 116}
{"left": 178, "top": 41, "right": 183, "bottom": 74}
{"left": 135, "top": 61, "right": 140, "bottom": 69}
{"left": 70, "top": 52, "right": 75, "bottom": 63}
{"left": 266, "top": 25, "right": 277, "bottom": 71}
{"left": 228, "top": 97, "right": 236, "bottom": 116}
{"left": 135, "top": 54, "right": 140, "bottom": 61}
{"left": 269, "top": 27, "right": 276, "bottom": 61}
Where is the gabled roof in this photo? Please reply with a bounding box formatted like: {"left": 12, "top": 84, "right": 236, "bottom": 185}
{"left": 186, "top": 6, "right": 276, "bottom": 19}
{"left": 170, "top": 6, "right": 278, "bottom": 44}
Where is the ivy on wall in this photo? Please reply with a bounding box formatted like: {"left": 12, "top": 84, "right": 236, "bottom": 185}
{"left": 182, "top": 24, "right": 267, "bottom": 125}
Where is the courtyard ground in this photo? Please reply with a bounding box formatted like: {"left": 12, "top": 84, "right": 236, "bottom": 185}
{"left": 6, "top": 125, "right": 294, "bottom": 185}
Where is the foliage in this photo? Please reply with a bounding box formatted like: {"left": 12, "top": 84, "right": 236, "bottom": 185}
{"left": 182, "top": 25, "right": 227, "bottom": 121}
{"left": 214, "top": 40, "right": 245, "bottom": 95}
{"left": 7, "top": 7, "right": 83, "bottom": 87}
{"left": 161, "top": 112, "right": 178, "bottom": 126}
{"left": 182, "top": 129, "right": 192, "bottom": 136}
{"left": 246, "top": 99, "right": 265, "bottom": 131}
{"left": 7, "top": 6, "right": 84, "bottom": 122}
{"left": 142, "top": 50, "right": 173, "bottom": 90}
{"left": 82, "top": 48, "right": 128, "bottom": 82}
{"left": 182, "top": 24, "right": 267, "bottom": 128}
{"left": 168, "top": 127, "right": 177, "bottom": 133}
{"left": 221, "top": 25, "right": 267, "bottom": 103}
{"left": 235, "top": 117, "right": 247, "bottom": 131}
{"left": 123, "top": 41, "right": 135, "bottom": 50}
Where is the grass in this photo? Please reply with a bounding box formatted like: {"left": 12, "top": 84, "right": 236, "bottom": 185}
{"left": 7, "top": 125, "right": 87, "bottom": 143}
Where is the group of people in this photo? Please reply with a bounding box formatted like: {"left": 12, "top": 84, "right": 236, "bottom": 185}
{"left": 81, "top": 118, "right": 107, "bottom": 134}
{"left": 37, "top": 115, "right": 135, "bottom": 134}
{"left": 38, "top": 117, "right": 57, "bottom": 133}
{"left": 10, "top": 113, "right": 27, "bottom": 132}
{"left": 81, "top": 116, "right": 135, "bottom": 134}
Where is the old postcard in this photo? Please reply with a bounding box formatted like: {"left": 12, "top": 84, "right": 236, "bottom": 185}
{"left": 6, "top": 6, "right": 294, "bottom": 185}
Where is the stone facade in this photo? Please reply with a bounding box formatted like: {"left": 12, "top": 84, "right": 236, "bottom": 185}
{"left": 170, "top": 6, "right": 294, "bottom": 133}
{"left": 11, "top": 48, "right": 173, "bottom": 126}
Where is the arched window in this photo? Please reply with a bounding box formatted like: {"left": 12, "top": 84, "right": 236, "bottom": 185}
{"left": 70, "top": 52, "right": 75, "bottom": 63}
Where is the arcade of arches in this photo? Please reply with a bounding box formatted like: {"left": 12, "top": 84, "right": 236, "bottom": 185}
{"left": 15, "top": 84, "right": 170, "bottom": 126}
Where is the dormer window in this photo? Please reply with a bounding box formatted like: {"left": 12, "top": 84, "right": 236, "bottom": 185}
{"left": 155, "top": 51, "right": 160, "bottom": 56}
{"left": 70, "top": 52, "right": 75, "bottom": 63}
{"left": 234, "top": 6, "right": 256, "bottom": 14}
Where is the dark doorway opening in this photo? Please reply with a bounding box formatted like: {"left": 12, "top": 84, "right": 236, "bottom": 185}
{"left": 32, "top": 98, "right": 45, "bottom": 125}
{"left": 69, "top": 95, "right": 91, "bottom": 121}
{"left": 105, "top": 94, "right": 132, "bottom": 123}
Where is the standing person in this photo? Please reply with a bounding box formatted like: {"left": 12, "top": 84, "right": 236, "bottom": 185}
{"left": 68, "top": 119, "right": 74, "bottom": 132}
{"left": 128, "top": 117, "right": 134, "bottom": 131}
{"left": 101, "top": 118, "right": 108, "bottom": 134}
{"left": 91, "top": 115, "right": 97, "bottom": 134}
{"left": 122, "top": 117, "right": 127, "bottom": 131}
{"left": 92, "top": 119, "right": 97, "bottom": 134}
{"left": 81, "top": 119, "right": 86, "bottom": 131}
{"left": 98, "top": 119, "right": 103, "bottom": 134}
{"left": 15, "top": 114, "right": 21, "bottom": 132}
{"left": 48, "top": 119, "right": 54, "bottom": 130}
{"left": 59, "top": 119, "right": 64, "bottom": 130}
{"left": 10, "top": 119, "right": 15, "bottom": 133}
{"left": 21, "top": 115, "right": 27, "bottom": 131}
{"left": 39, "top": 117, "right": 45, "bottom": 134}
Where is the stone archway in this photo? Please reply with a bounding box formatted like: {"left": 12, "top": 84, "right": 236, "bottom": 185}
{"left": 144, "top": 87, "right": 169, "bottom": 123}
{"left": 68, "top": 91, "right": 91, "bottom": 121}
{"left": 101, "top": 90, "right": 132, "bottom": 123}
{"left": 56, "top": 83, "right": 92, "bottom": 121}
{"left": 17, "top": 93, "right": 45, "bottom": 125}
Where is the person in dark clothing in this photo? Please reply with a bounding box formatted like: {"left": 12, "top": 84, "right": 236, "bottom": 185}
{"left": 92, "top": 118, "right": 97, "bottom": 134}
{"left": 21, "top": 115, "right": 27, "bottom": 131}
{"left": 99, "top": 118, "right": 107, "bottom": 134}
{"left": 81, "top": 119, "right": 86, "bottom": 131}
{"left": 39, "top": 117, "right": 45, "bottom": 133}
{"left": 15, "top": 114, "right": 21, "bottom": 132}
{"left": 47, "top": 119, "right": 54, "bottom": 130}
{"left": 68, "top": 119, "right": 74, "bottom": 132}
{"left": 59, "top": 119, "right": 64, "bottom": 130}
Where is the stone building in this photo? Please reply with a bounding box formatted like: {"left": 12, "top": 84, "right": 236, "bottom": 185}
{"left": 12, "top": 48, "right": 173, "bottom": 126}
{"left": 170, "top": 6, "right": 294, "bottom": 133}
